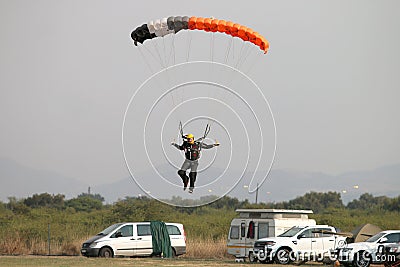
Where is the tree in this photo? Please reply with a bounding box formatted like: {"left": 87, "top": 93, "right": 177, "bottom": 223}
{"left": 24, "top": 193, "right": 65, "bottom": 209}
{"left": 77, "top": 193, "right": 105, "bottom": 202}
{"left": 65, "top": 196, "right": 103, "bottom": 212}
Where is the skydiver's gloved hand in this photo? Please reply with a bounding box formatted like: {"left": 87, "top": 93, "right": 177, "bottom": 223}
{"left": 171, "top": 142, "right": 176, "bottom": 146}
{"left": 214, "top": 142, "right": 220, "bottom": 147}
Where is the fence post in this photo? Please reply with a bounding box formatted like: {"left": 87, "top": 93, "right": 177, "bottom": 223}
{"left": 48, "top": 223, "right": 50, "bottom": 255}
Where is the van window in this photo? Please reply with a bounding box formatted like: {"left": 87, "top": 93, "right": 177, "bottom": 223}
{"left": 118, "top": 225, "right": 133, "bottom": 237}
{"left": 230, "top": 226, "right": 239, "bottom": 239}
{"left": 258, "top": 223, "right": 269, "bottom": 239}
{"left": 167, "top": 225, "right": 181, "bottom": 235}
{"left": 137, "top": 225, "right": 151, "bottom": 236}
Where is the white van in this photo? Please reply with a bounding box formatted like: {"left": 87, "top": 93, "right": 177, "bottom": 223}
{"left": 227, "top": 209, "right": 316, "bottom": 261}
{"left": 81, "top": 222, "right": 186, "bottom": 258}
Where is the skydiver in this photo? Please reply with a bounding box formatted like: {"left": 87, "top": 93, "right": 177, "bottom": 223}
{"left": 171, "top": 133, "right": 219, "bottom": 193}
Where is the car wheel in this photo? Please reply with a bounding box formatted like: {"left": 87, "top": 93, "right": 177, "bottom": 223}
{"left": 353, "top": 251, "right": 371, "bottom": 267}
{"left": 99, "top": 247, "right": 113, "bottom": 258}
{"left": 275, "top": 248, "right": 293, "bottom": 264}
{"left": 249, "top": 252, "right": 257, "bottom": 262}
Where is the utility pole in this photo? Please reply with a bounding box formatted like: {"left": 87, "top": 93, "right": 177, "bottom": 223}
{"left": 255, "top": 183, "right": 259, "bottom": 204}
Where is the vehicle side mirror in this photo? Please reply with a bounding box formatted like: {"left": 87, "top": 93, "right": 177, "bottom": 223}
{"left": 297, "top": 234, "right": 304, "bottom": 239}
{"left": 379, "top": 237, "right": 388, "bottom": 243}
{"left": 115, "top": 232, "right": 123, "bottom": 238}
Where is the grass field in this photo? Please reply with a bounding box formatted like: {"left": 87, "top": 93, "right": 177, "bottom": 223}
{"left": 0, "top": 255, "right": 328, "bottom": 267}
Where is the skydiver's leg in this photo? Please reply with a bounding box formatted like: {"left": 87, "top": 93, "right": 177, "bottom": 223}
{"left": 178, "top": 159, "right": 190, "bottom": 190}
{"left": 188, "top": 172, "right": 197, "bottom": 193}
{"left": 188, "top": 160, "right": 199, "bottom": 193}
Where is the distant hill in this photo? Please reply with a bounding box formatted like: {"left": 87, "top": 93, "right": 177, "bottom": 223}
{"left": 1, "top": 158, "right": 399, "bottom": 204}
{"left": 0, "top": 158, "right": 88, "bottom": 201}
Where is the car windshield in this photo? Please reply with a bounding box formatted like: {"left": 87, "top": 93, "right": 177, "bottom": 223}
{"left": 97, "top": 223, "right": 124, "bottom": 235}
{"left": 366, "top": 232, "right": 386, "bottom": 242}
{"left": 278, "top": 227, "right": 306, "bottom": 237}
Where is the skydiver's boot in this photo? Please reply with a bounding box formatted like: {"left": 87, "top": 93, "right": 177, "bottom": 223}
{"left": 188, "top": 172, "right": 197, "bottom": 193}
{"left": 178, "top": 170, "right": 189, "bottom": 190}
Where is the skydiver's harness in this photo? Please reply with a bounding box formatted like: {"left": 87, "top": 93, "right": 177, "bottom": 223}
{"left": 179, "top": 121, "right": 210, "bottom": 154}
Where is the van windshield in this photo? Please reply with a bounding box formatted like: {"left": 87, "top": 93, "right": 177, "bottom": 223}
{"left": 97, "top": 223, "right": 124, "bottom": 236}
{"left": 278, "top": 227, "right": 306, "bottom": 237}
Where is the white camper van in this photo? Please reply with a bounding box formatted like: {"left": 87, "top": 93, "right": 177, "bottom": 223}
{"left": 227, "top": 209, "right": 316, "bottom": 261}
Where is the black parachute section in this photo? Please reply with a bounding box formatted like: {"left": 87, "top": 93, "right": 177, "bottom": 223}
{"left": 131, "top": 24, "right": 155, "bottom": 46}
{"left": 131, "top": 16, "right": 190, "bottom": 46}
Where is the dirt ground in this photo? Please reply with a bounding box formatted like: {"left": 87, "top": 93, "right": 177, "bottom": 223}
{"left": 0, "top": 255, "right": 333, "bottom": 267}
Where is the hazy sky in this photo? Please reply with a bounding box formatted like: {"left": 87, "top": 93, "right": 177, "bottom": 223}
{"left": 1, "top": 0, "right": 399, "bottom": 189}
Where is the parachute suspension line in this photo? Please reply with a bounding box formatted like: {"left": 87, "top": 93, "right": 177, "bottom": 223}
{"left": 238, "top": 45, "right": 257, "bottom": 76}
{"left": 234, "top": 40, "right": 246, "bottom": 69}
{"left": 224, "top": 38, "right": 233, "bottom": 65}
{"left": 151, "top": 39, "right": 166, "bottom": 69}
{"left": 235, "top": 42, "right": 252, "bottom": 72}
{"left": 172, "top": 34, "right": 176, "bottom": 66}
{"left": 141, "top": 44, "right": 162, "bottom": 70}
{"left": 210, "top": 32, "right": 215, "bottom": 63}
{"left": 137, "top": 45, "right": 155, "bottom": 75}
{"left": 186, "top": 31, "right": 192, "bottom": 62}
{"left": 162, "top": 36, "right": 169, "bottom": 68}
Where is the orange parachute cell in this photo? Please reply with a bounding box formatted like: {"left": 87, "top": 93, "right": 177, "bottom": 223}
{"left": 195, "top": 17, "right": 205, "bottom": 30}
{"left": 237, "top": 26, "right": 249, "bottom": 41}
{"left": 216, "top": 20, "right": 226, "bottom": 33}
{"left": 210, "top": 19, "right": 219, "bottom": 32}
{"left": 203, "top": 18, "right": 212, "bottom": 32}
{"left": 225, "top": 21, "right": 234, "bottom": 34}
{"left": 230, "top": 23, "right": 241, "bottom": 37}
{"left": 246, "top": 29, "right": 256, "bottom": 43}
{"left": 188, "top": 17, "right": 197, "bottom": 30}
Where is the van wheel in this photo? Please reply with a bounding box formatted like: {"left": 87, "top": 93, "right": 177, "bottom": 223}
{"left": 99, "top": 247, "right": 113, "bottom": 258}
{"left": 353, "top": 251, "right": 371, "bottom": 267}
{"left": 275, "top": 248, "right": 293, "bottom": 265}
{"left": 171, "top": 248, "right": 177, "bottom": 258}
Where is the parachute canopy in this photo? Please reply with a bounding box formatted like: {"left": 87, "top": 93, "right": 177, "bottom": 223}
{"left": 131, "top": 16, "right": 269, "bottom": 54}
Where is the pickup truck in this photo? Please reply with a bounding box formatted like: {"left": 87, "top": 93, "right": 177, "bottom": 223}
{"left": 336, "top": 230, "right": 400, "bottom": 267}
{"left": 253, "top": 225, "right": 346, "bottom": 264}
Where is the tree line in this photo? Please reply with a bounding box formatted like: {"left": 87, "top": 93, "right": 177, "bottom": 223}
{"left": 3, "top": 191, "right": 400, "bottom": 214}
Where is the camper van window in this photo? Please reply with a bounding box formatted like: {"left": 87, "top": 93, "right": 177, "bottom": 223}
{"left": 230, "top": 226, "right": 239, "bottom": 239}
{"left": 241, "top": 223, "right": 246, "bottom": 238}
{"left": 258, "top": 223, "right": 269, "bottom": 239}
{"left": 167, "top": 225, "right": 181, "bottom": 235}
{"left": 137, "top": 225, "right": 152, "bottom": 236}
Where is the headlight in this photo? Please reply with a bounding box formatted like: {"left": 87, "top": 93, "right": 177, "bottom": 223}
{"left": 89, "top": 242, "right": 98, "bottom": 248}
{"left": 256, "top": 241, "right": 276, "bottom": 247}
{"left": 341, "top": 248, "right": 353, "bottom": 252}
{"left": 265, "top": 241, "right": 276, "bottom": 247}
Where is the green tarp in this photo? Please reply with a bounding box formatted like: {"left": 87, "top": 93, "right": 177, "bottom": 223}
{"left": 150, "top": 221, "right": 173, "bottom": 258}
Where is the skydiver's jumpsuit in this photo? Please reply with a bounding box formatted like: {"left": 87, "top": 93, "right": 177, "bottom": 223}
{"left": 173, "top": 141, "right": 215, "bottom": 191}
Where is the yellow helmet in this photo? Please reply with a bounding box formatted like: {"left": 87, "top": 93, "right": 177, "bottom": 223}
{"left": 186, "top": 134, "right": 194, "bottom": 139}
